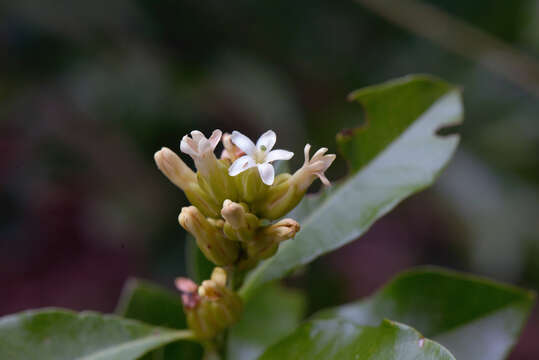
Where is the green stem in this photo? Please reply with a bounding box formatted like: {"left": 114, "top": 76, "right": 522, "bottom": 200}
{"left": 171, "top": 330, "right": 197, "bottom": 341}
{"left": 202, "top": 342, "right": 221, "bottom": 360}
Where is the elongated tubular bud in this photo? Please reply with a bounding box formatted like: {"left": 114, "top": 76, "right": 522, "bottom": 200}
{"left": 221, "top": 200, "right": 248, "bottom": 229}
{"left": 178, "top": 206, "right": 239, "bottom": 266}
{"left": 234, "top": 167, "right": 268, "bottom": 204}
{"left": 154, "top": 147, "right": 197, "bottom": 188}
{"left": 258, "top": 218, "right": 300, "bottom": 244}
{"left": 221, "top": 200, "right": 260, "bottom": 242}
{"left": 210, "top": 267, "right": 227, "bottom": 287}
{"left": 154, "top": 147, "right": 220, "bottom": 217}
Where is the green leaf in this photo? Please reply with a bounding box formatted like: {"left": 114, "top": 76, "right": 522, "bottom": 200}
{"left": 258, "top": 319, "right": 455, "bottom": 360}
{"left": 228, "top": 283, "right": 306, "bottom": 360}
{"left": 240, "top": 75, "right": 462, "bottom": 299}
{"left": 116, "top": 278, "right": 186, "bottom": 328}
{"left": 316, "top": 267, "right": 536, "bottom": 360}
{"left": 339, "top": 75, "right": 454, "bottom": 172}
{"left": 286, "top": 185, "right": 338, "bottom": 223}
{"left": 116, "top": 278, "right": 203, "bottom": 360}
{"left": 0, "top": 309, "right": 195, "bottom": 360}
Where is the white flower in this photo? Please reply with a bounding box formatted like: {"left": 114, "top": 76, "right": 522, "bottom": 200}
{"left": 228, "top": 130, "right": 293, "bottom": 185}
{"left": 180, "top": 130, "right": 222, "bottom": 160}
{"left": 180, "top": 130, "right": 222, "bottom": 177}
{"left": 293, "top": 144, "right": 336, "bottom": 190}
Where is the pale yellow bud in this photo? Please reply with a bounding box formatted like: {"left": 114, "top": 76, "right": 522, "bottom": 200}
{"left": 154, "top": 147, "right": 196, "bottom": 190}
{"left": 221, "top": 200, "right": 248, "bottom": 229}
{"left": 258, "top": 218, "right": 301, "bottom": 244}
{"left": 199, "top": 280, "right": 222, "bottom": 299}
{"left": 154, "top": 147, "right": 221, "bottom": 218}
{"left": 178, "top": 206, "right": 239, "bottom": 266}
{"left": 210, "top": 267, "right": 227, "bottom": 288}
{"left": 221, "top": 199, "right": 260, "bottom": 242}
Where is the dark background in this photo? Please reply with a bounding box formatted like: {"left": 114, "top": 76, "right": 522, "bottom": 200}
{"left": 1, "top": 0, "right": 538, "bottom": 358}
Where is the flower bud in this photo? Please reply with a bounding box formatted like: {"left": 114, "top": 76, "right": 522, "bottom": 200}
{"left": 179, "top": 206, "right": 239, "bottom": 266}
{"left": 154, "top": 147, "right": 197, "bottom": 189}
{"left": 238, "top": 218, "right": 300, "bottom": 270}
{"left": 258, "top": 218, "right": 300, "bottom": 244}
{"left": 154, "top": 147, "right": 221, "bottom": 217}
{"left": 221, "top": 200, "right": 260, "bottom": 242}
{"left": 221, "top": 200, "right": 248, "bottom": 229}
{"left": 176, "top": 268, "right": 242, "bottom": 340}
{"left": 233, "top": 167, "right": 268, "bottom": 204}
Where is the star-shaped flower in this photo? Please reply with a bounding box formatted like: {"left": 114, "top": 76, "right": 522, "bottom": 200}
{"left": 180, "top": 130, "right": 221, "bottom": 162}
{"left": 228, "top": 130, "right": 293, "bottom": 185}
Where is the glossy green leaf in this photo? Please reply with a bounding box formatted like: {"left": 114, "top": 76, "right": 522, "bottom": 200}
{"left": 259, "top": 319, "right": 455, "bottom": 360}
{"left": 228, "top": 283, "right": 306, "bottom": 360}
{"left": 116, "top": 278, "right": 203, "bottom": 360}
{"left": 286, "top": 185, "right": 338, "bottom": 223}
{"left": 240, "top": 75, "right": 462, "bottom": 299}
{"left": 0, "top": 309, "right": 195, "bottom": 360}
{"left": 338, "top": 76, "right": 454, "bottom": 172}
{"left": 316, "top": 267, "right": 536, "bottom": 360}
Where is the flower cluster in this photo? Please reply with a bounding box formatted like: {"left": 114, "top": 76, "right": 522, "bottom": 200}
{"left": 154, "top": 129, "right": 335, "bottom": 340}
{"left": 175, "top": 268, "right": 242, "bottom": 340}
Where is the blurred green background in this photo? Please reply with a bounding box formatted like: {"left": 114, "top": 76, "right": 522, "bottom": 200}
{"left": 1, "top": 1, "right": 538, "bottom": 358}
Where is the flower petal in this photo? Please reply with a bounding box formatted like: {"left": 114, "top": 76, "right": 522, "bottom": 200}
{"left": 180, "top": 135, "right": 197, "bottom": 157}
{"left": 208, "top": 129, "right": 222, "bottom": 150}
{"left": 257, "top": 163, "right": 275, "bottom": 185}
{"left": 303, "top": 144, "right": 311, "bottom": 165}
{"left": 266, "top": 149, "right": 294, "bottom": 163}
{"left": 311, "top": 147, "right": 328, "bottom": 161}
{"left": 190, "top": 130, "right": 205, "bottom": 143}
{"left": 229, "top": 155, "right": 256, "bottom": 176}
{"left": 175, "top": 277, "right": 198, "bottom": 293}
{"left": 256, "top": 130, "right": 276, "bottom": 152}
{"left": 231, "top": 131, "right": 256, "bottom": 155}
{"left": 316, "top": 172, "right": 331, "bottom": 186}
